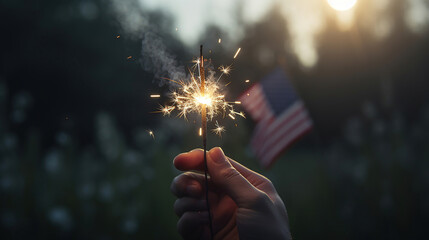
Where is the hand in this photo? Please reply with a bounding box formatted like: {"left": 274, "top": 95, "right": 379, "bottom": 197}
{"left": 171, "top": 147, "right": 292, "bottom": 240}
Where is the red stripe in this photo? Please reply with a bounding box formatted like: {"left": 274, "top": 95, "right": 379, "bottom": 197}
{"left": 252, "top": 105, "right": 305, "bottom": 156}
{"left": 237, "top": 83, "right": 260, "bottom": 102}
{"left": 241, "top": 88, "right": 264, "bottom": 111}
{"left": 262, "top": 125, "right": 313, "bottom": 169}
{"left": 264, "top": 102, "right": 304, "bottom": 134}
{"left": 239, "top": 85, "right": 263, "bottom": 105}
{"left": 251, "top": 115, "right": 275, "bottom": 149}
{"left": 258, "top": 115, "right": 310, "bottom": 161}
{"left": 257, "top": 108, "right": 308, "bottom": 155}
{"left": 260, "top": 120, "right": 313, "bottom": 167}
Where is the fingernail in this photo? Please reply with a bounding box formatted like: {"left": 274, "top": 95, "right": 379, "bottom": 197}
{"left": 211, "top": 147, "right": 225, "bottom": 164}
{"left": 189, "top": 148, "right": 203, "bottom": 153}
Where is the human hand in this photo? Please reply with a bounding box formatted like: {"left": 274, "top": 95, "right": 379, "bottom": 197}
{"left": 171, "top": 147, "right": 292, "bottom": 240}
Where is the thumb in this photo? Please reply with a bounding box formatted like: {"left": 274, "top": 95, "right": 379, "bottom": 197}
{"left": 207, "top": 147, "right": 263, "bottom": 208}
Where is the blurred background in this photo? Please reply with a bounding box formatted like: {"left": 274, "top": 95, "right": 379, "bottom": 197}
{"left": 1, "top": 0, "right": 429, "bottom": 239}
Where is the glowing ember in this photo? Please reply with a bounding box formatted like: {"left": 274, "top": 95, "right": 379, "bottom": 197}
{"left": 234, "top": 48, "right": 241, "bottom": 59}
{"left": 218, "top": 38, "right": 222, "bottom": 44}
{"left": 212, "top": 121, "right": 225, "bottom": 136}
{"left": 147, "top": 130, "right": 155, "bottom": 139}
{"left": 150, "top": 94, "right": 161, "bottom": 98}
{"left": 219, "top": 65, "right": 231, "bottom": 75}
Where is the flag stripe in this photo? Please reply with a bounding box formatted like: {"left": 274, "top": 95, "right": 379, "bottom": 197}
{"left": 257, "top": 107, "right": 308, "bottom": 156}
{"left": 251, "top": 102, "right": 304, "bottom": 152}
{"left": 239, "top": 68, "right": 313, "bottom": 168}
{"left": 260, "top": 120, "right": 313, "bottom": 167}
{"left": 251, "top": 115, "right": 274, "bottom": 149}
{"left": 261, "top": 122, "right": 313, "bottom": 168}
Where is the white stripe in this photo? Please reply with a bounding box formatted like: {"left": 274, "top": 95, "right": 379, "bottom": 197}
{"left": 251, "top": 115, "right": 274, "bottom": 148}
{"left": 257, "top": 108, "right": 308, "bottom": 155}
{"left": 253, "top": 103, "right": 304, "bottom": 152}
{"left": 265, "top": 101, "right": 304, "bottom": 134}
{"left": 242, "top": 88, "right": 265, "bottom": 110}
{"left": 251, "top": 101, "right": 272, "bottom": 121}
{"left": 260, "top": 120, "right": 313, "bottom": 167}
{"left": 251, "top": 101, "right": 303, "bottom": 148}
{"left": 239, "top": 85, "right": 263, "bottom": 104}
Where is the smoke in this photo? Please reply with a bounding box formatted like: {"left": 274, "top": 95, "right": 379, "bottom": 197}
{"left": 109, "top": 0, "right": 148, "bottom": 38}
{"left": 141, "top": 32, "right": 186, "bottom": 86}
{"left": 109, "top": 0, "right": 186, "bottom": 86}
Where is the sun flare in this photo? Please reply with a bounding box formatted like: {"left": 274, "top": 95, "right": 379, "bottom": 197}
{"left": 327, "top": 0, "right": 357, "bottom": 11}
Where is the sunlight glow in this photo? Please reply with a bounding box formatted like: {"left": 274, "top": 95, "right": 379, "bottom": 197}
{"left": 327, "top": 0, "right": 357, "bottom": 11}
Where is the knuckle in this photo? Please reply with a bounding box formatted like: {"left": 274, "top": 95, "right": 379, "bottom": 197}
{"left": 220, "top": 167, "right": 240, "bottom": 182}
{"left": 264, "top": 178, "right": 276, "bottom": 190}
{"left": 265, "top": 178, "right": 273, "bottom": 187}
{"left": 249, "top": 192, "right": 272, "bottom": 209}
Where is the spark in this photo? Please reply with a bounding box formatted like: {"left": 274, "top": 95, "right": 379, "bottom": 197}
{"left": 153, "top": 47, "right": 244, "bottom": 136}
{"left": 229, "top": 110, "right": 246, "bottom": 119}
{"left": 238, "top": 111, "right": 246, "bottom": 118}
{"left": 147, "top": 130, "right": 155, "bottom": 139}
{"left": 212, "top": 121, "right": 225, "bottom": 137}
{"left": 234, "top": 48, "right": 241, "bottom": 59}
{"left": 154, "top": 104, "right": 175, "bottom": 116}
{"left": 192, "top": 58, "right": 201, "bottom": 65}
{"left": 164, "top": 69, "right": 234, "bottom": 121}
{"left": 245, "top": 79, "right": 250, "bottom": 83}
{"left": 127, "top": 56, "right": 132, "bottom": 60}
{"left": 218, "top": 38, "right": 222, "bottom": 44}
{"left": 219, "top": 65, "right": 231, "bottom": 75}
{"left": 199, "top": 127, "right": 202, "bottom": 136}
{"left": 116, "top": 35, "right": 121, "bottom": 39}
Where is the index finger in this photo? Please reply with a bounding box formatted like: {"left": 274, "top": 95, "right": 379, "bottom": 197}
{"left": 174, "top": 148, "right": 268, "bottom": 184}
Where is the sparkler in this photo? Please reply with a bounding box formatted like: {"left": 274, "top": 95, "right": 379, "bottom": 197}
{"left": 151, "top": 44, "right": 245, "bottom": 239}
{"left": 198, "top": 45, "right": 215, "bottom": 239}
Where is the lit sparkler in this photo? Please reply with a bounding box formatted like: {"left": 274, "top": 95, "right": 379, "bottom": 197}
{"left": 151, "top": 45, "right": 245, "bottom": 239}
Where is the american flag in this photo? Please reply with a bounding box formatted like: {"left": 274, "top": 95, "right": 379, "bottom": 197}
{"left": 238, "top": 67, "right": 313, "bottom": 168}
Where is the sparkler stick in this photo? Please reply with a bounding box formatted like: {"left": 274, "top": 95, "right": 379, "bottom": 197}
{"left": 199, "top": 45, "right": 214, "bottom": 239}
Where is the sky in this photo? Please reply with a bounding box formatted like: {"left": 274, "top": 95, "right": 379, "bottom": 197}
{"left": 110, "top": 0, "right": 429, "bottom": 68}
